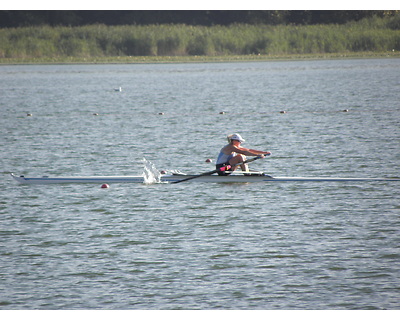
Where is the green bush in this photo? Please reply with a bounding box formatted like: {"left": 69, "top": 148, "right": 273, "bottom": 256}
{"left": 386, "top": 14, "right": 400, "bottom": 30}
{"left": 1, "top": 14, "right": 399, "bottom": 59}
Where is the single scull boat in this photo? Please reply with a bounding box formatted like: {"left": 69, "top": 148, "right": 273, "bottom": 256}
{"left": 10, "top": 173, "right": 400, "bottom": 184}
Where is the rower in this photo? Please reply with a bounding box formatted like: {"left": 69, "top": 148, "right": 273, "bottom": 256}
{"left": 215, "top": 133, "right": 271, "bottom": 176}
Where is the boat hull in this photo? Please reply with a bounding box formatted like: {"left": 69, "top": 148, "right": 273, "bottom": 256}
{"left": 10, "top": 173, "right": 400, "bottom": 184}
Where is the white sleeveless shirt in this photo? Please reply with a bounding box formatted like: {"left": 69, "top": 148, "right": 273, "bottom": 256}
{"left": 216, "top": 145, "right": 236, "bottom": 164}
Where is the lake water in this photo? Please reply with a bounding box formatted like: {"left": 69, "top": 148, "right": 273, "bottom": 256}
{"left": 0, "top": 59, "right": 399, "bottom": 310}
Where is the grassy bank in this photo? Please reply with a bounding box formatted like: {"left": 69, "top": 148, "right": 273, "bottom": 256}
{"left": 1, "top": 15, "right": 399, "bottom": 64}
{"left": 1, "top": 52, "right": 399, "bottom": 65}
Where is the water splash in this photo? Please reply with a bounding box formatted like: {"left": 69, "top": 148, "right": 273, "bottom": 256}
{"left": 142, "top": 158, "right": 162, "bottom": 184}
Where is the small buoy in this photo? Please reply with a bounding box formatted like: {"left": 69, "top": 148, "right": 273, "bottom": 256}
{"left": 158, "top": 112, "right": 164, "bottom": 115}
{"left": 342, "top": 109, "right": 349, "bottom": 112}
{"left": 279, "top": 110, "right": 287, "bottom": 114}
{"left": 114, "top": 87, "right": 122, "bottom": 92}
{"left": 27, "top": 113, "right": 32, "bottom": 117}
{"left": 219, "top": 111, "right": 225, "bottom": 114}
{"left": 101, "top": 183, "right": 109, "bottom": 189}
{"left": 93, "top": 113, "right": 99, "bottom": 116}
{"left": 160, "top": 170, "right": 167, "bottom": 174}
{"left": 205, "top": 159, "right": 212, "bottom": 163}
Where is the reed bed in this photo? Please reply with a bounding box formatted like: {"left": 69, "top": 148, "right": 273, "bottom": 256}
{"left": 1, "top": 15, "right": 399, "bottom": 62}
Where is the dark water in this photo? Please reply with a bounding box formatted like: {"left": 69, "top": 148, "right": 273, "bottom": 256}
{"left": 1, "top": 59, "right": 399, "bottom": 309}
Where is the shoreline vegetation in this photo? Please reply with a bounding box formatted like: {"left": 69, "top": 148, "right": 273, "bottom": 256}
{"left": 1, "top": 15, "right": 399, "bottom": 64}
{"left": 1, "top": 52, "right": 400, "bottom": 65}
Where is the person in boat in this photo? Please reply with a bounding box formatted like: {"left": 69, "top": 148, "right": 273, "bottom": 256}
{"left": 216, "top": 133, "right": 271, "bottom": 176}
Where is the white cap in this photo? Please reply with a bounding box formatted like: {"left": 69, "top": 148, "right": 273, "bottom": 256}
{"left": 228, "top": 133, "right": 245, "bottom": 143}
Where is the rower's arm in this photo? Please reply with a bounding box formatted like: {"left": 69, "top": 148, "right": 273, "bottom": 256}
{"left": 234, "top": 146, "right": 270, "bottom": 156}
{"left": 247, "top": 148, "right": 271, "bottom": 156}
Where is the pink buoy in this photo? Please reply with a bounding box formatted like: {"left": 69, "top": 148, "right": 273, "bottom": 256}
{"left": 101, "top": 183, "right": 109, "bottom": 189}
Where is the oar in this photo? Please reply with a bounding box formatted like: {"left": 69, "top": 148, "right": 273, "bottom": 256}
{"left": 172, "top": 154, "right": 269, "bottom": 184}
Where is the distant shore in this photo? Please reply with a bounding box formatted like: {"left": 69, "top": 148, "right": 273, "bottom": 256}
{"left": 1, "top": 51, "right": 399, "bottom": 65}
{"left": 2, "top": 16, "right": 400, "bottom": 65}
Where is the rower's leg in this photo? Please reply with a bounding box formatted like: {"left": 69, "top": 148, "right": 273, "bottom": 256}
{"left": 229, "top": 155, "right": 248, "bottom": 172}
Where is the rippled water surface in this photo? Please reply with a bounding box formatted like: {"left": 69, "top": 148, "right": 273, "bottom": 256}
{"left": 1, "top": 59, "right": 400, "bottom": 309}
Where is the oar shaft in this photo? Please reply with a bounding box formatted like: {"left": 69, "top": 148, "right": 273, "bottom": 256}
{"left": 172, "top": 154, "right": 269, "bottom": 184}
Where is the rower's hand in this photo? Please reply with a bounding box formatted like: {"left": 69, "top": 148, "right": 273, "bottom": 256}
{"left": 259, "top": 152, "right": 271, "bottom": 158}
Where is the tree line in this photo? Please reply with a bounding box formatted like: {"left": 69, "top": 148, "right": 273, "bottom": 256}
{"left": 2, "top": 15, "right": 399, "bottom": 60}
{"left": 0, "top": 10, "right": 398, "bottom": 28}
